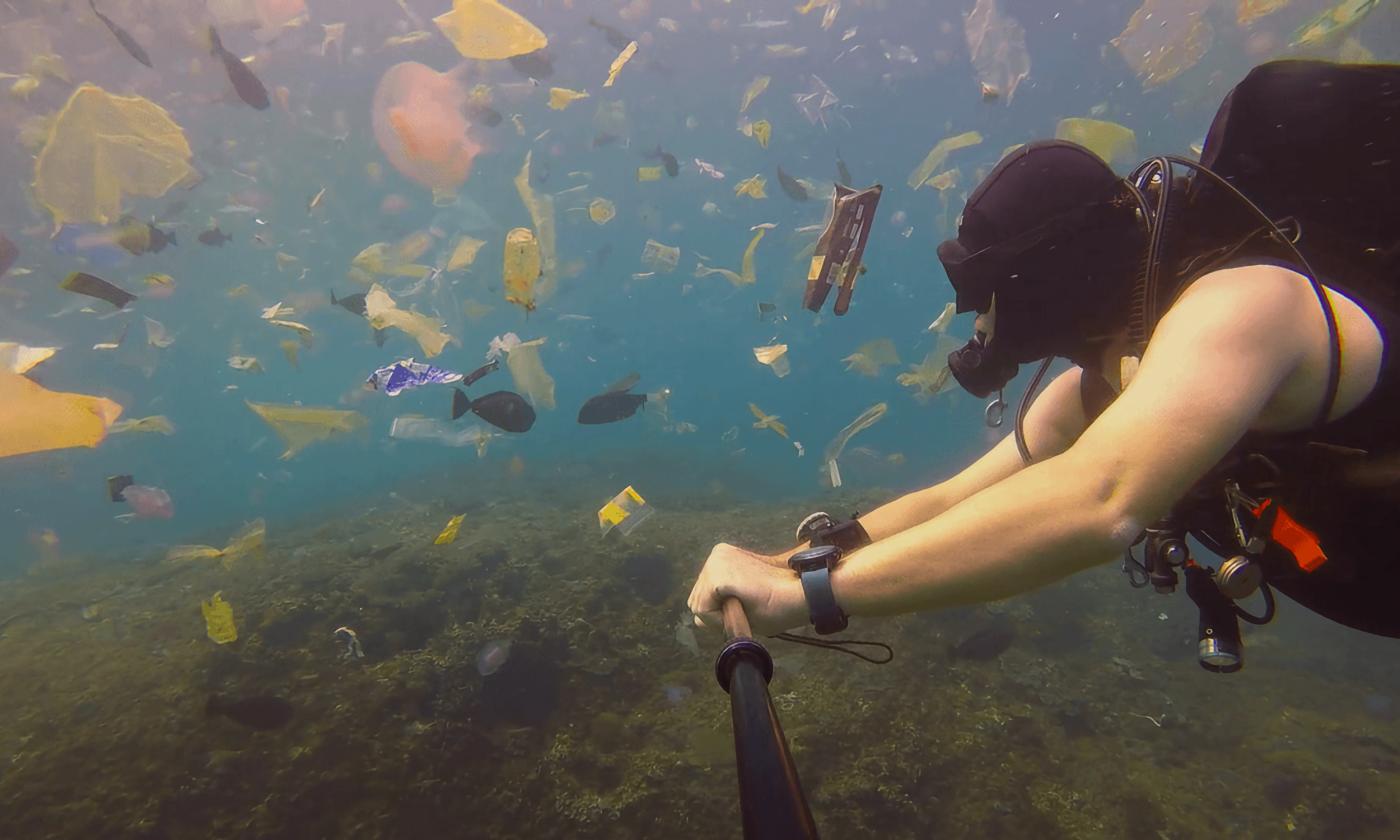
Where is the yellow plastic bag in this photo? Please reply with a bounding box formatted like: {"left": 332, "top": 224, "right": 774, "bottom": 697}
{"left": 598, "top": 485, "right": 653, "bottom": 537}
{"left": 502, "top": 227, "right": 541, "bottom": 312}
{"left": 364, "top": 284, "right": 452, "bottom": 357}
{"left": 0, "top": 372, "right": 122, "bottom": 459}
{"left": 433, "top": 0, "right": 548, "bottom": 60}
{"left": 1055, "top": 118, "right": 1138, "bottom": 169}
{"left": 548, "top": 87, "right": 589, "bottom": 110}
{"left": 245, "top": 401, "right": 366, "bottom": 460}
{"left": 434, "top": 513, "right": 466, "bottom": 545}
{"left": 908, "top": 131, "right": 983, "bottom": 189}
{"left": 505, "top": 337, "right": 556, "bottom": 409}
{"left": 201, "top": 592, "right": 238, "bottom": 645}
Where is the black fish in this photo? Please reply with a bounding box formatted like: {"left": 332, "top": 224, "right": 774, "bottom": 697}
{"left": 146, "top": 223, "right": 176, "bottom": 252}
{"left": 206, "top": 694, "right": 293, "bottom": 730}
{"left": 59, "top": 271, "right": 136, "bottom": 309}
{"left": 776, "top": 166, "right": 810, "bottom": 202}
{"left": 948, "top": 621, "right": 1016, "bottom": 661}
{"left": 453, "top": 389, "right": 536, "bottom": 433}
{"left": 0, "top": 232, "right": 18, "bottom": 279}
{"left": 90, "top": 0, "right": 152, "bottom": 68}
{"left": 577, "top": 373, "right": 649, "bottom": 425}
{"left": 106, "top": 474, "right": 134, "bottom": 502}
{"left": 508, "top": 48, "right": 554, "bottom": 80}
{"left": 330, "top": 289, "right": 367, "bottom": 317}
{"left": 587, "top": 16, "right": 633, "bottom": 51}
{"left": 836, "top": 148, "right": 852, "bottom": 185}
{"left": 198, "top": 226, "right": 232, "bottom": 246}
{"left": 209, "top": 26, "right": 269, "bottom": 110}
{"left": 646, "top": 145, "right": 679, "bottom": 177}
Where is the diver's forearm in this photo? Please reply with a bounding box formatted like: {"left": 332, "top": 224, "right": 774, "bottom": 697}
{"left": 831, "top": 455, "right": 1123, "bottom": 616}
{"left": 759, "top": 483, "right": 956, "bottom": 566}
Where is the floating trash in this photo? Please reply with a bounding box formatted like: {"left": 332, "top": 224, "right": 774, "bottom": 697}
{"left": 476, "top": 639, "right": 512, "bottom": 676}
{"left": 434, "top": 513, "right": 466, "bottom": 545}
{"left": 598, "top": 485, "right": 654, "bottom": 537}
{"left": 201, "top": 592, "right": 238, "bottom": 645}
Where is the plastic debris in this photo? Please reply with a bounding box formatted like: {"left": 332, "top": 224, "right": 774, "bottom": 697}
{"left": 0, "top": 372, "right": 122, "bottom": 459}
{"left": 34, "top": 85, "right": 195, "bottom": 226}
{"left": 350, "top": 241, "right": 434, "bottom": 283}
{"left": 505, "top": 337, "right": 556, "bottom": 409}
{"left": 365, "top": 284, "right": 452, "bottom": 357}
{"left": 1292, "top": 0, "right": 1378, "bottom": 46}
{"left": 227, "top": 355, "right": 263, "bottom": 373}
{"left": 843, "top": 338, "right": 900, "bottom": 377}
{"left": 109, "top": 415, "right": 175, "bottom": 435}
{"left": 927, "top": 302, "right": 957, "bottom": 333}
{"left": 740, "top": 227, "right": 765, "bottom": 285}
{"left": 120, "top": 485, "right": 173, "bottom": 519}
{"left": 0, "top": 343, "right": 57, "bottom": 374}
{"left": 433, "top": 0, "right": 548, "bottom": 60}
{"left": 740, "top": 75, "right": 770, "bottom": 113}
{"left": 245, "top": 401, "right": 367, "bottom": 460}
{"left": 641, "top": 239, "right": 680, "bottom": 273}
{"left": 59, "top": 271, "right": 136, "bottom": 309}
{"left": 367, "top": 358, "right": 464, "bottom": 395}
{"left": 897, "top": 335, "right": 963, "bottom": 403}
{"left": 1056, "top": 118, "right": 1139, "bottom": 169}
{"left": 447, "top": 236, "right": 486, "bottom": 271}
{"left": 513, "top": 152, "right": 558, "bottom": 299}
{"left": 391, "top": 416, "right": 497, "bottom": 454}
{"left": 793, "top": 75, "right": 839, "bottom": 128}
{"left": 588, "top": 197, "right": 616, "bottom": 225}
{"left": 372, "top": 62, "right": 483, "bottom": 203}
{"left": 503, "top": 227, "right": 542, "bottom": 312}
{"left": 823, "top": 402, "right": 887, "bottom": 487}
{"left": 434, "top": 513, "right": 466, "bottom": 545}
{"left": 548, "top": 87, "right": 589, "bottom": 109}
{"left": 805, "top": 184, "right": 883, "bottom": 315}
{"left": 746, "top": 119, "right": 773, "bottom": 149}
{"left": 168, "top": 519, "right": 266, "bottom": 567}
{"left": 476, "top": 639, "right": 512, "bottom": 675}
{"left": 201, "top": 592, "right": 238, "bottom": 645}
{"left": 321, "top": 21, "right": 346, "bottom": 60}
{"left": 637, "top": 165, "right": 664, "bottom": 182}
{"left": 735, "top": 174, "right": 768, "bottom": 199}
{"left": 908, "top": 131, "right": 983, "bottom": 189}
{"left": 754, "top": 344, "right": 791, "bottom": 378}
{"left": 749, "top": 403, "right": 789, "bottom": 439}
{"left": 1112, "top": 0, "right": 1214, "bottom": 90}
{"left": 598, "top": 485, "right": 654, "bottom": 537}
{"left": 1236, "top": 0, "right": 1290, "bottom": 25}
{"left": 964, "top": 0, "right": 1030, "bottom": 104}
{"left": 335, "top": 626, "right": 364, "bottom": 660}
{"left": 143, "top": 317, "right": 174, "bottom": 349}
{"left": 280, "top": 340, "right": 300, "bottom": 370}
{"left": 603, "top": 40, "right": 638, "bottom": 87}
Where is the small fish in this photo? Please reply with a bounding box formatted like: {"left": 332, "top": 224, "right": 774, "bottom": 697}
{"left": 209, "top": 26, "right": 269, "bottom": 110}
{"left": 89, "top": 0, "right": 152, "bottom": 68}
{"left": 587, "top": 16, "right": 633, "bottom": 51}
{"left": 205, "top": 694, "right": 293, "bottom": 730}
{"left": 453, "top": 389, "right": 536, "bottom": 433}
{"left": 198, "top": 226, "right": 233, "bottom": 246}
{"left": 776, "top": 166, "right": 810, "bottom": 201}
{"left": 577, "top": 373, "right": 664, "bottom": 425}
{"left": 646, "top": 144, "right": 679, "bottom": 177}
{"left": 330, "top": 289, "right": 367, "bottom": 316}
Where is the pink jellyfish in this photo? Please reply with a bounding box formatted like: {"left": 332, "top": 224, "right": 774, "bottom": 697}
{"left": 372, "top": 62, "right": 484, "bottom": 203}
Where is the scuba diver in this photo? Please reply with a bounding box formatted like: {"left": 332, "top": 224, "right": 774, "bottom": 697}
{"left": 688, "top": 60, "right": 1400, "bottom": 671}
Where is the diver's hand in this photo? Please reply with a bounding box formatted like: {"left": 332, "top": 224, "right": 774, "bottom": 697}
{"left": 688, "top": 543, "right": 807, "bottom": 636}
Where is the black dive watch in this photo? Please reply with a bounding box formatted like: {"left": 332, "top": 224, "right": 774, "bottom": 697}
{"left": 788, "top": 544, "right": 848, "bottom": 635}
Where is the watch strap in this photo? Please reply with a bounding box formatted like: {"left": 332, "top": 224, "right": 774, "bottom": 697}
{"left": 798, "top": 565, "right": 848, "bottom": 634}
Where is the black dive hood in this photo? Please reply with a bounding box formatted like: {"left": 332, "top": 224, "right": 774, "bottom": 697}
{"left": 937, "top": 140, "right": 1147, "bottom": 398}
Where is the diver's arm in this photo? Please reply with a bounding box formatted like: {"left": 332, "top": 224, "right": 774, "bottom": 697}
{"left": 827, "top": 270, "right": 1310, "bottom": 618}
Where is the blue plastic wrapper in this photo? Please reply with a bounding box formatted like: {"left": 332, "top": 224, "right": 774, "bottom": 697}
{"left": 366, "top": 358, "right": 464, "bottom": 396}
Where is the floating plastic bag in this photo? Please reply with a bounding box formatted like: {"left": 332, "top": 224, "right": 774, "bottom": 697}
{"left": 34, "top": 85, "right": 196, "bottom": 226}
{"left": 843, "top": 338, "right": 900, "bottom": 377}
{"left": 120, "top": 485, "right": 173, "bottom": 519}
{"left": 0, "top": 371, "right": 122, "bottom": 459}
{"left": 588, "top": 198, "right": 616, "bottom": 225}
{"left": 245, "top": 401, "right": 366, "bottom": 459}
{"left": 964, "top": 0, "right": 1030, "bottom": 103}
{"left": 390, "top": 416, "right": 496, "bottom": 455}
{"left": 603, "top": 41, "right": 638, "bottom": 87}
{"left": 823, "top": 402, "right": 887, "bottom": 487}
{"left": 201, "top": 592, "right": 238, "bottom": 644}
{"left": 167, "top": 519, "right": 266, "bottom": 567}
{"left": 433, "top": 0, "right": 548, "bottom": 60}
{"left": 598, "top": 485, "right": 654, "bottom": 537}
{"left": 908, "top": 131, "right": 983, "bottom": 189}
{"left": 1055, "top": 118, "right": 1139, "bottom": 170}
{"left": 513, "top": 152, "right": 558, "bottom": 299}
{"left": 505, "top": 337, "right": 556, "bottom": 409}
{"left": 548, "top": 87, "right": 589, "bottom": 110}
{"left": 0, "top": 343, "right": 57, "bottom": 374}
{"left": 1112, "top": 0, "right": 1214, "bottom": 90}
{"left": 641, "top": 239, "right": 680, "bottom": 273}
{"left": 754, "top": 344, "right": 790, "bottom": 378}
{"left": 364, "top": 284, "right": 452, "bottom": 357}
{"left": 502, "top": 227, "right": 541, "bottom": 312}
{"left": 1292, "top": 0, "right": 1379, "bottom": 46}
{"left": 740, "top": 75, "right": 770, "bottom": 113}
{"left": 434, "top": 513, "right": 466, "bottom": 545}
{"left": 447, "top": 236, "right": 486, "bottom": 271}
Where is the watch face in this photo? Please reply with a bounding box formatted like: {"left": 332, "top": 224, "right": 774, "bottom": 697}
{"left": 789, "top": 544, "right": 839, "bottom": 572}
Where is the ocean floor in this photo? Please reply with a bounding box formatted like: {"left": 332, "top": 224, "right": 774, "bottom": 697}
{"left": 2, "top": 470, "right": 1398, "bottom": 839}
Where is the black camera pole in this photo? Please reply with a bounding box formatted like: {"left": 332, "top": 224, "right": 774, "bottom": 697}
{"left": 714, "top": 598, "right": 819, "bottom": 840}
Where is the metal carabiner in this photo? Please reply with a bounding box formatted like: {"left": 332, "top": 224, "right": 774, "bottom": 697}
{"left": 984, "top": 390, "right": 1006, "bottom": 428}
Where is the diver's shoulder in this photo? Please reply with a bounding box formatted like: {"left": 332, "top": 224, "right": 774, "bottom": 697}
{"left": 1170, "top": 262, "right": 1317, "bottom": 317}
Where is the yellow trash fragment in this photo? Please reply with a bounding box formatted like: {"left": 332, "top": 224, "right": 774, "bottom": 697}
{"left": 34, "top": 85, "right": 197, "bottom": 226}
{"left": 740, "top": 75, "right": 770, "bottom": 113}
{"left": 637, "top": 165, "right": 664, "bottom": 182}
{"left": 0, "top": 342, "right": 57, "bottom": 374}
{"left": 754, "top": 344, "right": 790, "bottom": 378}
{"left": 463, "top": 298, "right": 494, "bottom": 321}
{"left": 275, "top": 251, "right": 299, "bottom": 272}
{"left": 908, "top": 131, "right": 984, "bottom": 189}
{"left": 1112, "top": 0, "right": 1214, "bottom": 90}
{"left": 350, "top": 241, "right": 434, "bottom": 283}
{"left": 245, "top": 400, "right": 367, "bottom": 460}
{"left": 433, "top": 0, "right": 548, "bottom": 60}
{"left": 266, "top": 319, "right": 314, "bottom": 348}
{"left": 434, "top": 513, "right": 466, "bottom": 545}
{"left": 750, "top": 119, "right": 772, "bottom": 149}
{"left": 168, "top": 519, "right": 266, "bottom": 567}
{"left": 823, "top": 402, "right": 888, "bottom": 488}
{"left": 0, "top": 372, "right": 122, "bottom": 459}
{"left": 843, "top": 338, "right": 900, "bottom": 377}
{"left": 740, "top": 228, "right": 765, "bottom": 285}
{"left": 897, "top": 335, "right": 962, "bottom": 403}
{"left": 513, "top": 151, "right": 558, "bottom": 299}
{"left": 280, "top": 340, "right": 300, "bottom": 370}
{"left": 694, "top": 263, "right": 744, "bottom": 286}
{"left": 447, "top": 236, "right": 487, "bottom": 271}
{"left": 1055, "top": 118, "right": 1139, "bottom": 170}
{"left": 548, "top": 87, "right": 590, "bottom": 110}
{"left": 110, "top": 415, "right": 176, "bottom": 435}
{"left": 227, "top": 355, "right": 264, "bottom": 373}
{"left": 735, "top": 174, "right": 767, "bottom": 199}
{"left": 1292, "top": 0, "right": 1378, "bottom": 46}
{"left": 201, "top": 592, "right": 238, "bottom": 645}
{"left": 364, "top": 284, "right": 452, "bottom": 357}
{"left": 749, "top": 403, "right": 789, "bottom": 439}
{"left": 503, "top": 227, "right": 541, "bottom": 312}
{"left": 505, "top": 337, "right": 556, "bottom": 409}
{"left": 588, "top": 198, "right": 616, "bottom": 225}
{"left": 604, "top": 41, "right": 638, "bottom": 87}
{"left": 598, "top": 485, "right": 654, "bottom": 537}
{"left": 641, "top": 239, "right": 680, "bottom": 273}
{"left": 1237, "top": 0, "right": 1289, "bottom": 25}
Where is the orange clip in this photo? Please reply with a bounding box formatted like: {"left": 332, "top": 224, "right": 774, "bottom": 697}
{"left": 1252, "top": 499, "right": 1328, "bottom": 572}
